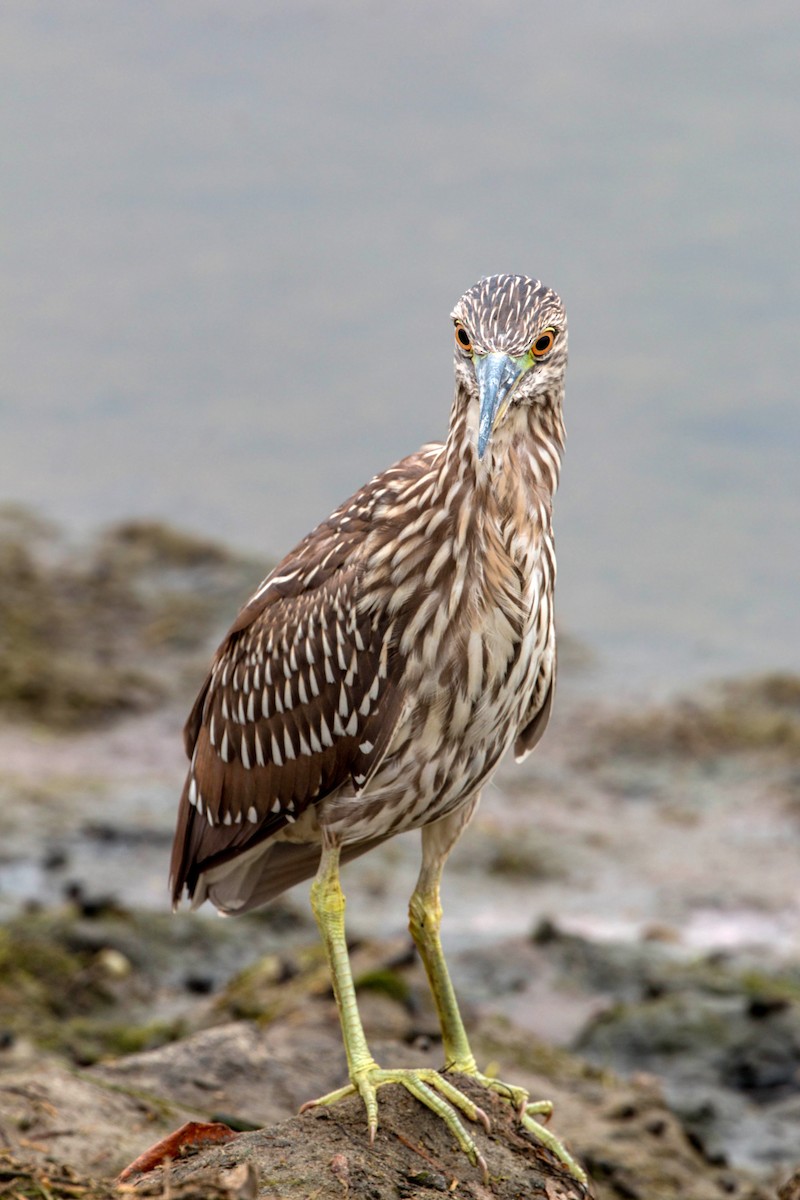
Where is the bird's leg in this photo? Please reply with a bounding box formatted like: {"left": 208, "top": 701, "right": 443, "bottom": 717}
{"left": 300, "top": 836, "right": 490, "bottom": 1179}
{"left": 307, "top": 837, "right": 377, "bottom": 1089}
{"left": 408, "top": 806, "right": 480, "bottom": 1075}
{"left": 409, "top": 810, "right": 587, "bottom": 1185}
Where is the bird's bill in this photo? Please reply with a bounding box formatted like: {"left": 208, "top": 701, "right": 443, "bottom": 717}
{"left": 475, "top": 352, "right": 525, "bottom": 458}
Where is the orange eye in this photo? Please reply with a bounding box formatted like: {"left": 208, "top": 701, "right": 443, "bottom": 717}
{"left": 532, "top": 329, "right": 557, "bottom": 357}
{"left": 454, "top": 323, "right": 472, "bottom": 352}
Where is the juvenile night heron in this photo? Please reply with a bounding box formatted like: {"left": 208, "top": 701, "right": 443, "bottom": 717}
{"left": 170, "top": 274, "right": 584, "bottom": 1183}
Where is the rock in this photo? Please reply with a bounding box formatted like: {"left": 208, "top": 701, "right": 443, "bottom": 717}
{"left": 0, "top": 997, "right": 777, "bottom": 1199}
{"left": 0, "top": 1059, "right": 198, "bottom": 1179}
{"left": 121, "top": 1075, "right": 589, "bottom": 1200}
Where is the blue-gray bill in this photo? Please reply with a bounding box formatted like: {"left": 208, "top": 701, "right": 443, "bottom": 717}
{"left": 475, "top": 352, "right": 524, "bottom": 458}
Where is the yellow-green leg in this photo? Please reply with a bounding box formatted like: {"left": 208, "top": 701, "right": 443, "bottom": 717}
{"left": 409, "top": 808, "right": 587, "bottom": 1186}
{"left": 300, "top": 837, "right": 489, "bottom": 1179}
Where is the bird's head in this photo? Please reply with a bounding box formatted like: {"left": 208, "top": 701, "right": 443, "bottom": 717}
{"left": 451, "top": 274, "right": 568, "bottom": 460}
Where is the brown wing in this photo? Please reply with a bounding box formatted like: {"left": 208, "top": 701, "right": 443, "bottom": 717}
{"left": 170, "top": 480, "right": 407, "bottom": 905}
{"left": 513, "top": 645, "right": 556, "bottom": 762}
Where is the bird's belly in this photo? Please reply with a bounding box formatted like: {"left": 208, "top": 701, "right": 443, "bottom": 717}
{"left": 321, "top": 599, "right": 549, "bottom": 844}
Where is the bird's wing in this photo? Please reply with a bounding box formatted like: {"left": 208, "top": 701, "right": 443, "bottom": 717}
{"left": 513, "top": 644, "right": 557, "bottom": 762}
{"left": 169, "top": 471, "right": 415, "bottom": 904}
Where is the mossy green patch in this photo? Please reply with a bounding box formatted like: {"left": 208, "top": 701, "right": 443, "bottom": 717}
{"left": 0, "top": 507, "right": 265, "bottom": 729}
{"left": 215, "top": 944, "right": 326, "bottom": 1023}
{"left": 0, "top": 923, "right": 110, "bottom": 1019}
{"left": 63, "top": 1015, "right": 188, "bottom": 1064}
{"left": 101, "top": 520, "right": 231, "bottom": 568}
{"left": 485, "top": 837, "right": 565, "bottom": 880}
{"left": 593, "top": 672, "right": 800, "bottom": 762}
{"left": 354, "top": 966, "right": 411, "bottom": 1005}
{"left": 0, "top": 903, "right": 299, "bottom": 1064}
{"left": 0, "top": 921, "right": 118, "bottom": 1058}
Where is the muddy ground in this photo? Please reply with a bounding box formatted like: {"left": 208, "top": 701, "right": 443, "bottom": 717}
{"left": 1, "top": 514, "right": 799, "bottom": 1197}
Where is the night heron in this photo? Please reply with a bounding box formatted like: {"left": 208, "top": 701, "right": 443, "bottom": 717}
{"left": 170, "top": 274, "right": 584, "bottom": 1184}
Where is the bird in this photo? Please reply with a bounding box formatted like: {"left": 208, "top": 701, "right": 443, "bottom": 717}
{"left": 170, "top": 273, "right": 584, "bottom": 1185}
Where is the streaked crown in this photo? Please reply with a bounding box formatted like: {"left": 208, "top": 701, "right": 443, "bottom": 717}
{"left": 451, "top": 273, "right": 566, "bottom": 357}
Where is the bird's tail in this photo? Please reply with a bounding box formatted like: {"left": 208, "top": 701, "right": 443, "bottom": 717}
{"left": 192, "top": 834, "right": 389, "bottom": 915}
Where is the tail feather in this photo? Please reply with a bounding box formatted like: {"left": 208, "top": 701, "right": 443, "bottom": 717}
{"left": 194, "top": 834, "right": 389, "bottom": 915}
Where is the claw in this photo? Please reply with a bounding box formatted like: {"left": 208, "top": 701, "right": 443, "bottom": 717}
{"left": 300, "top": 1065, "right": 488, "bottom": 1178}
{"left": 456, "top": 1069, "right": 586, "bottom": 1187}
{"left": 475, "top": 1103, "right": 492, "bottom": 1134}
{"left": 521, "top": 1109, "right": 587, "bottom": 1186}
{"left": 299, "top": 1082, "right": 355, "bottom": 1114}
{"left": 475, "top": 1150, "right": 489, "bottom": 1186}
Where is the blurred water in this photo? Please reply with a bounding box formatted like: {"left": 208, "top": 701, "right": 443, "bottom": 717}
{"left": 2, "top": 1, "right": 798, "bottom": 695}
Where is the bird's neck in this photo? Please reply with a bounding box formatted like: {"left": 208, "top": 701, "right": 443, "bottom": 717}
{"left": 441, "top": 382, "right": 565, "bottom": 527}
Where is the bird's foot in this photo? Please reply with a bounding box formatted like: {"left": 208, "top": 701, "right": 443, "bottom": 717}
{"left": 449, "top": 1065, "right": 586, "bottom": 1186}
{"left": 299, "top": 1062, "right": 490, "bottom": 1182}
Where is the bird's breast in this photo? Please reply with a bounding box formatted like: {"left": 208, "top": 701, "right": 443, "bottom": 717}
{"left": 318, "top": 460, "right": 556, "bottom": 843}
{"left": 339, "top": 531, "right": 552, "bottom": 838}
